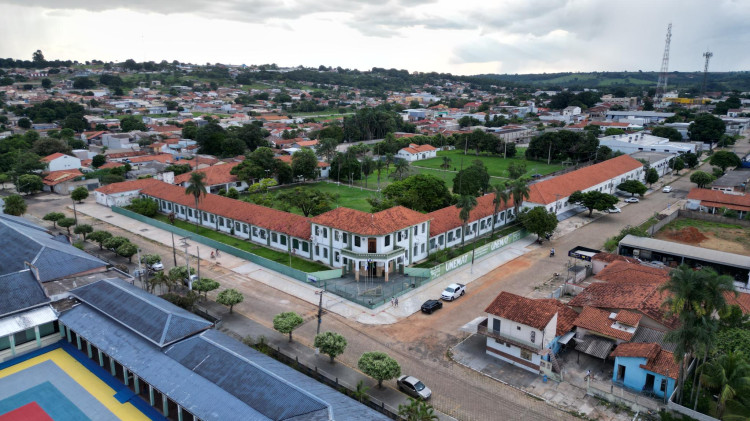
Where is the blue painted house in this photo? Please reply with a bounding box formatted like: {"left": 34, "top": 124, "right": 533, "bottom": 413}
{"left": 610, "top": 342, "right": 678, "bottom": 399}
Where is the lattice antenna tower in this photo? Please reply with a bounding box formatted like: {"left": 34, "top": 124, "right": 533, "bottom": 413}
{"left": 701, "top": 49, "right": 713, "bottom": 98}
{"left": 654, "top": 23, "right": 672, "bottom": 105}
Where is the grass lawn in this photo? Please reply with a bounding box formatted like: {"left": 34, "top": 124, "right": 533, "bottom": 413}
{"left": 274, "top": 181, "right": 377, "bottom": 213}
{"left": 413, "top": 149, "right": 564, "bottom": 179}
{"left": 152, "top": 214, "right": 329, "bottom": 272}
{"left": 662, "top": 218, "right": 746, "bottom": 232}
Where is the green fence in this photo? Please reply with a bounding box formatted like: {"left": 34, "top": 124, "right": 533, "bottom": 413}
{"left": 112, "top": 207, "right": 309, "bottom": 282}
{"left": 307, "top": 269, "right": 343, "bottom": 282}
{"left": 404, "top": 267, "right": 432, "bottom": 279}
{"left": 427, "top": 229, "right": 529, "bottom": 279}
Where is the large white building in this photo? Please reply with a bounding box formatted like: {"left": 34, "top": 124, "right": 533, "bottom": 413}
{"left": 599, "top": 133, "right": 696, "bottom": 155}
{"left": 41, "top": 152, "right": 82, "bottom": 172}
{"left": 396, "top": 143, "right": 437, "bottom": 162}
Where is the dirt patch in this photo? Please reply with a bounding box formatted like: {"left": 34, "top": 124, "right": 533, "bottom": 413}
{"left": 663, "top": 226, "right": 707, "bottom": 244}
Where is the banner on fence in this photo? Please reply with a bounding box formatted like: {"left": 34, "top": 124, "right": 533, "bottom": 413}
{"left": 429, "top": 230, "right": 525, "bottom": 279}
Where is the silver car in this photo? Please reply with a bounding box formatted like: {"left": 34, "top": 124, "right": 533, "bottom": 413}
{"left": 397, "top": 375, "right": 431, "bottom": 400}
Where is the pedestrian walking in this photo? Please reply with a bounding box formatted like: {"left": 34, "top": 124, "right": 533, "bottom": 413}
{"left": 215, "top": 248, "right": 221, "bottom": 257}
{"left": 390, "top": 297, "right": 394, "bottom": 307}
{"left": 395, "top": 297, "right": 399, "bottom": 307}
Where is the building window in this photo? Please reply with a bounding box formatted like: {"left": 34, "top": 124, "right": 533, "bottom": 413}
{"left": 218, "top": 217, "right": 224, "bottom": 225}
{"left": 448, "top": 232, "right": 453, "bottom": 242}
{"left": 280, "top": 235, "right": 287, "bottom": 246}
{"left": 13, "top": 328, "right": 36, "bottom": 347}
{"left": 188, "top": 208, "right": 193, "bottom": 217}
{"left": 243, "top": 224, "right": 249, "bottom": 234}
{"left": 260, "top": 230, "right": 266, "bottom": 239}
{"left": 414, "top": 226, "right": 418, "bottom": 235}
{"left": 354, "top": 236, "right": 361, "bottom": 247}
{"left": 422, "top": 223, "right": 425, "bottom": 233}
{"left": 421, "top": 243, "right": 425, "bottom": 253}
{"left": 0, "top": 336, "right": 9, "bottom": 352}
{"left": 413, "top": 245, "right": 418, "bottom": 256}
{"left": 342, "top": 233, "right": 348, "bottom": 243}
{"left": 516, "top": 326, "right": 521, "bottom": 330}
{"left": 272, "top": 232, "right": 278, "bottom": 243}
{"left": 397, "top": 231, "right": 402, "bottom": 242}
{"left": 210, "top": 215, "right": 215, "bottom": 223}
{"left": 315, "top": 226, "right": 320, "bottom": 236}
{"left": 530, "top": 331, "right": 536, "bottom": 343}
{"left": 323, "top": 248, "right": 328, "bottom": 258}
{"left": 203, "top": 213, "right": 208, "bottom": 221}
{"left": 520, "top": 349, "right": 532, "bottom": 361}
{"left": 302, "top": 242, "right": 309, "bottom": 252}
{"left": 335, "top": 231, "right": 340, "bottom": 241}
{"left": 315, "top": 245, "right": 320, "bottom": 256}
{"left": 385, "top": 235, "right": 390, "bottom": 247}
{"left": 334, "top": 251, "right": 340, "bottom": 262}
{"left": 235, "top": 222, "right": 241, "bottom": 230}
{"left": 253, "top": 227, "right": 258, "bottom": 236}
{"left": 322, "top": 228, "right": 328, "bottom": 239}
{"left": 492, "top": 318, "right": 500, "bottom": 333}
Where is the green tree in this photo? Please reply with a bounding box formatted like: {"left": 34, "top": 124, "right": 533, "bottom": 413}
{"left": 569, "top": 190, "right": 619, "bottom": 217}
{"left": 670, "top": 157, "right": 685, "bottom": 175}
{"left": 379, "top": 174, "right": 451, "bottom": 213}
{"left": 651, "top": 126, "right": 683, "bottom": 142}
{"left": 217, "top": 288, "right": 244, "bottom": 313}
{"left": 509, "top": 178, "right": 530, "bottom": 216}
{"left": 277, "top": 187, "right": 337, "bottom": 217}
{"left": 17, "top": 118, "right": 31, "bottom": 129}
{"left": 617, "top": 179, "right": 647, "bottom": 197}
{"left": 193, "top": 278, "right": 220, "bottom": 300}
{"left": 453, "top": 161, "right": 490, "bottom": 196}
{"left": 57, "top": 217, "right": 76, "bottom": 235}
{"left": 682, "top": 152, "right": 699, "bottom": 169}
{"left": 2, "top": 194, "right": 26, "bottom": 216}
{"left": 455, "top": 195, "right": 477, "bottom": 247}
{"left": 314, "top": 331, "right": 347, "bottom": 363}
{"left": 92, "top": 154, "right": 106, "bottom": 168}
{"left": 398, "top": 398, "right": 438, "bottom": 420}
{"left": 88, "top": 230, "right": 112, "bottom": 250}
{"left": 710, "top": 151, "right": 741, "bottom": 173}
{"left": 688, "top": 113, "right": 726, "bottom": 144}
{"left": 699, "top": 351, "right": 750, "bottom": 419}
{"left": 690, "top": 171, "right": 716, "bottom": 188}
{"left": 604, "top": 128, "right": 626, "bottom": 136}
{"left": 358, "top": 351, "right": 401, "bottom": 389}
{"left": 116, "top": 242, "right": 137, "bottom": 262}
{"left": 315, "top": 138, "right": 339, "bottom": 162}
{"left": 227, "top": 187, "right": 239, "bottom": 199}
{"left": 41, "top": 78, "right": 52, "bottom": 89}
{"left": 273, "top": 312, "right": 304, "bottom": 342}
{"left": 17, "top": 174, "right": 43, "bottom": 194}
{"left": 506, "top": 161, "right": 527, "bottom": 179}
{"left": 70, "top": 185, "right": 89, "bottom": 223}
{"left": 129, "top": 197, "right": 158, "bottom": 217}
{"left": 32, "top": 137, "right": 71, "bottom": 156}
{"left": 645, "top": 167, "right": 659, "bottom": 186}
{"left": 165, "top": 164, "right": 191, "bottom": 176}
{"left": 120, "top": 115, "right": 147, "bottom": 132}
{"left": 102, "top": 235, "right": 129, "bottom": 252}
{"left": 246, "top": 178, "right": 278, "bottom": 194}
{"left": 0, "top": 173, "right": 9, "bottom": 190}
{"left": 390, "top": 159, "right": 412, "bottom": 181}
{"left": 140, "top": 254, "right": 162, "bottom": 267}
{"left": 291, "top": 148, "right": 318, "bottom": 181}
{"left": 185, "top": 172, "right": 207, "bottom": 232}
{"left": 74, "top": 224, "right": 93, "bottom": 240}
{"left": 440, "top": 156, "right": 452, "bottom": 170}
{"left": 519, "top": 206, "right": 558, "bottom": 241}
{"left": 43, "top": 211, "right": 65, "bottom": 228}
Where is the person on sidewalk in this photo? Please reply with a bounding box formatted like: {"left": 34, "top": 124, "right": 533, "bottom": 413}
{"left": 390, "top": 297, "right": 394, "bottom": 307}
{"left": 394, "top": 297, "right": 399, "bottom": 307}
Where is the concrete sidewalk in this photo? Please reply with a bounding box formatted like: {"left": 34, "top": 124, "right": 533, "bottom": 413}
{"left": 75, "top": 201, "right": 537, "bottom": 325}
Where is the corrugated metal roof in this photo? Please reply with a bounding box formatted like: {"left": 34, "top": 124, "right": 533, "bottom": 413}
{"left": 619, "top": 235, "right": 750, "bottom": 269}
{"left": 71, "top": 279, "right": 212, "bottom": 347}
{"left": 0, "top": 270, "right": 50, "bottom": 317}
{"left": 165, "top": 330, "right": 331, "bottom": 421}
{"left": 59, "top": 305, "right": 267, "bottom": 421}
{"left": 0, "top": 305, "right": 56, "bottom": 337}
{"left": 0, "top": 217, "right": 106, "bottom": 282}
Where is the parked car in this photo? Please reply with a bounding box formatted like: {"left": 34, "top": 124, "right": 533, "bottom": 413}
{"left": 605, "top": 206, "right": 622, "bottom": 213}
{"left": 397, "top": 375, "right": 432, "bottom": 400}
{"left": 531, "top": 173, "right": 543, "bottom": 179}
{"left": 624, "top": 197, "right": 640, "bottom": 203}
{"left": 182, "top": 274, "right": 198, "bottom": 286}
{"left": 662, "top": 186, "right": 672, "bottom": 193}
{"left": 421, "top": 299, "right": 443, "bottom": 314}
{"left": 147, "top": 261, "right": 164, "bottom": 271}
{"left": 441, "top": 283, "right": 466, "bottom": 301}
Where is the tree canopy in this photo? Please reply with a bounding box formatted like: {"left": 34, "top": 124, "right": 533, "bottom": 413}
{"left": 358, "top": 351, "right": 401, "bottom": 389}
{"left": 569, "top": 190, "right": 619, "bottom": 217}
{"left": 617, "top": 179, "right": 647, "bottom": 197}
{"left": 217, "top": 288, "right": 244, "bottom": 313}
{"left": 688, "top": 113, "right": 726, "bottom": 143}
{"left": 377, "top": 173, "right": 452, "bottom": 213}
{"left": 314, "top": 332, "right": 348, "bottom": 363}
{"left": 273, "top": 312, "right": 304, "bottom": 342}
{"left": 453, "top": 160, "right": 490, "bottom": 196}
{"left": 519, "top": 206, "right": 558, "bottom": 241}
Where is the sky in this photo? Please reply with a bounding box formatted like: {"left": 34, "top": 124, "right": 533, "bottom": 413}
{"left": 1, "top": 0, "right": 749, "bottom": 76}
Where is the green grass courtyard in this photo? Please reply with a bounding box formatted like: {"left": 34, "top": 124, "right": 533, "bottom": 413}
{"left": 413, "top": 149, "right": 564, "bottom": 179}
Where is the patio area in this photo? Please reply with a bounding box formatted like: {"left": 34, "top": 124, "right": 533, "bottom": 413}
{"left": 319, "top": 272, "right": 430, "bottom": 309}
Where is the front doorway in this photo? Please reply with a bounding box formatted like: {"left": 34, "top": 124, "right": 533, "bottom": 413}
{"left": 368, "top": 238, "right": 376, "bottom": 253}
{"left": 616, "top": 364, "right": 626, "bottom": 382}
{"left": 645, "top": 373, "right": 655, "bottom": 391}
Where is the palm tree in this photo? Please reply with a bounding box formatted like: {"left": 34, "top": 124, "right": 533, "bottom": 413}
{"left": 391, "top": 159, "right": 411, "bottom": 181}
{"left": 185, "top": 172, "right": 207, "bottom": 233}
{"left": 374, "top": 160, "right": 385, "bottom": 191}
{"left": 398, "top": 398, "right": 438, "bottom": 421}
{"left": 509, "top": 178, "right": 530, "bottom": 218}
{"left": 664, "top": 313, "right": 701, "bottom": 404}
{"left": 385, "top": 153, "right": 394, "bottom": 172}
{"left": 440, "top": 156, "right": 452, "bottom": 171}
{"left": 700, "top": 351, "right": 750, "bottom": 419}
{"left": 455, "top": 195, "right": 477, "bottom": 247}
{"left": 490, "top": 183, "right": 509, "bottom": 239}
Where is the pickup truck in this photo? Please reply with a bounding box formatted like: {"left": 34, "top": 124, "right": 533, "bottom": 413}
{"left": 441, "top": 283, "right": 466, "bottom": 301}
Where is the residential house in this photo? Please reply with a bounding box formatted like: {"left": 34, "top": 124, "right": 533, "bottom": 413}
{"left": 42, "top": 169, "right": 98, "bottom": 195}
{"left": 610, "top": 342, "right": 677, "bottom": 399}
{"left": 686, "top": 188, "right": 750, "bottom": 219}
{"left": 41, "top": 152, "right": 82, "bottom": 172}
{"left": 478, "top": 292, "right": 577, "bottom": 375}
{"left": 396, "top": 144, "right": 437, "bottom": 162}
{"left": 94, "top": 178, "right": 164, "bottom": 207}
{"left": 174, "top": 163, "right": 246, "bottom": 194}
{"left": 710, "top": 169, "right": 750, "bottom": 193}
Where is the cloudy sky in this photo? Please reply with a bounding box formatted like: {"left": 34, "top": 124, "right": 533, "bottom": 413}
{"left": 1, "top": 0, "right": 749, "bottom": 75}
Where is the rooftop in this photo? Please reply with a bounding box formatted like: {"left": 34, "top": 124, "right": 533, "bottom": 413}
{"left": 311, "top": 206, "right": 430, "bottom": 236}
{"left": 573, "top": 307, "right": 635, "bottom": 341}
{"left": 173, "top": 162, "right": 240, "bottom": 186}
{"left": 427, "top": 193, "right": 515, "bottom": 237}
{"left": 620, "top": 234, "right": 750, "bottom": 270}
{"left": 485, "top": 291, "right": 558, "bottom": 331}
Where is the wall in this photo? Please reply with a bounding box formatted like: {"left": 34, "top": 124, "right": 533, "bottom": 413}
{"left": 485, "top": 337, "right": 540, "bottom": 373}
{"left": 678, "top": 209, "right": 750, "bottom": 227}
{"left": 613, "top": 356, "right": 675, "bottom": 399}
{"left": 428, "top": 229, "right": 527, "bottom": 279}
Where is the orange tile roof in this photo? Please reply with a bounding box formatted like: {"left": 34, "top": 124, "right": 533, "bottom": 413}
{"left": 42, "top": 169, "right": 82, "bottom": 186}
{"left": 526, "top": 155, "right": 643, "bottom": 205}
{"left": 641, "top": 349, "right": 678, "bottom": 379}
{"left": 41, "top": 152, "right": 67, "bottom": 162}
{"left": 94, "top": 178, "right": 162, "bottom": 194}
{"left": 724, "top": 291, "right": 750, "bottom": 315}
{"left": 592, "top": 252, "right": 640, "bottom": 265}
{"left": 311, "top": 206, "right": 430, "bottom": 236}
{"left": 98, "top": 162, "right": 125, "bottom": 170}
{"left": 401, "top": 143, "right": 437, "bottom": 154}
{"left": 128, "top": 154, "right": 175, "bottom": 164}
{"left": 147, "top": 125, "right": 182, "bottom": 133}
{"left": 614, "top": 310, "right": 643, "bottom": 327}
{"left": 427, "top": 193, "right": 515, "bottom": 237}
{"left": 485, "top": 292, "right": 558, "bottom": 331}
{"left": 294, "top": 140, "right": 318, "bottom": 147}
{"left": 107, "top": 151, "right": 150, "bottom": 159}
{"left": 173, "top": 163, "right": 239, "bottom": 186}
{"left": 595, "top": 261, "right": 671, "bottom": 284}
{"left": 536, "top": 298, "right": 579, "bottom": 336}
{"left": 610, "top": 342, "right": 660, "bottom": 360}
{"left": 140, "top": 181, "right": 311, "bottom": 239}
{"left": 569, "top": 281, "right": 660, "bottom": 310}
{"left": 687, "top": 188, "right": 750, "bottom": 211}
{"left": 573, "top": 307, "right": 634, "bottom": 341}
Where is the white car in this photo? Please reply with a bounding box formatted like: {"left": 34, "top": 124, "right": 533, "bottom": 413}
{"left": 624, "top": 197, "right": 640, "bottom": 203}
{"left": 148, "top": 261, "right": 164, "bottom": 271}
{"left": 441, "top": 283, "right": 466, "bottom": 301}
{"left": 605, "top": 206, "right": 622, "bottom": 213}
{"left": 397, "top": 375, "right": 432, "bottom": 400}
{"left": 662, "top": 186, "right": 672, "bottom": 193}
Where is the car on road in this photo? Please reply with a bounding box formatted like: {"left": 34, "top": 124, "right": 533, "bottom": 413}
{"left": 624, "top": 197, "right": 639, "bottom": 203}
{"left": 441, "top": 283, "right": 465, "bottom": 301}
{"left": 397, "top": 375, "right": 432, "bottom": 400}
{"left": 421, "top": 299, "right": 443, "bottom": 314}
{"left": 605, "top": 206, "right": 622, "bottom": 213}
{"left": 147, "top": 261, "right": 164, "bottom": 271}
{"left": 182, "top": 274, "right": 199, "bottom": 286}
{"left": 662, "top": 186, "right": 672, "bottom": 193}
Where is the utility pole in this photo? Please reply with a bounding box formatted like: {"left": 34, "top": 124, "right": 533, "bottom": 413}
{"left": 171, "top": 232, "right": 177, "bottom": 266}
{"left": 547, "top": 140, "right": 553, "bottom": 165}
{"left": 196, "top": 247, "right": 201, "bottom": 281}
{"left": 315, "top": 290, "right": 325, "bottom": 335}
{"left": 180, "top": 237, "right": 191, "bottom": 290}
{"left": 135, "top": 247, "right": 143, "bottom": 287}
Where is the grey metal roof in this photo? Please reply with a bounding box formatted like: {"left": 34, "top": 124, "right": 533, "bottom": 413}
{"left": 59, "top": 305, "right": 268, "bottom": 421}
{"left": 574, "top": 335, "right": 615, "bottom": 359}
{"left": 71, "top": 278, "right": 212, "bottom": 347}
{"left": 607, "top": 111, "right": 675, "bottom": 117}
{"left": 0, "top": 305, "right": 56, "bottom": 337}
{"left": 0, "top": 217, "right": 106, "bottom": 282}
{"left": 167, "top": 330, "right": 389, "bottom": 421}
{"left": 712, "top": 169, "right": 750, "bottom": 187}
{"left": 0, "top": 270, "right": 50, "bottom": 317}
{"left": 165, "top": 330, "right": 331, "bottom": 421}
{"left": 619, "top": 235, "right": 750, "bottom": 269}
{"left": 630, "top": 326, "right": 677, "bottom": 352}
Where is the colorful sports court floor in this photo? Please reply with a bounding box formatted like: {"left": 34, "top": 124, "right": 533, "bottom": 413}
{"left": 0, "top": 344, "right": 154, "bottom": 421}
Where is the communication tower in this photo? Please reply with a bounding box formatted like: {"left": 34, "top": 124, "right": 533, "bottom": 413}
{"left": 654, "top": 23, "right": 672, "bottom": 106}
